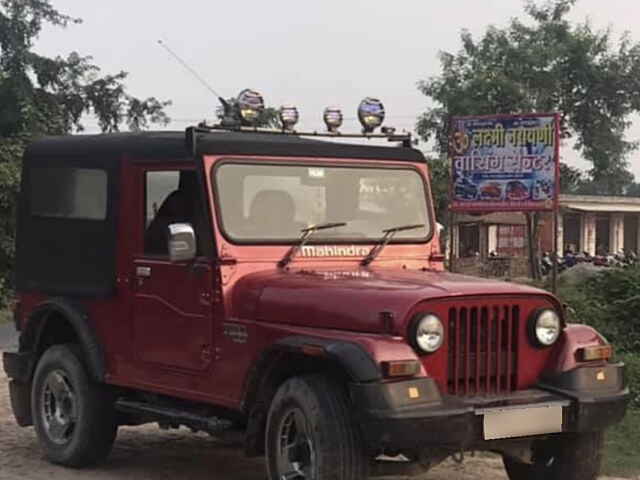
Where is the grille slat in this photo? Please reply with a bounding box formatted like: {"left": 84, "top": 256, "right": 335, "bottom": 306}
{"left": 448, "top": 303, "right": 519, "bottom": 396}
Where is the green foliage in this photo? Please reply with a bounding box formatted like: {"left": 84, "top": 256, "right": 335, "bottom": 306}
{"left": 0, "top": 2, "right": 171, "bottom": 136}
{"left": 256, "top": 107, "right": 281, "bottom": 129}
{"left": 0, "top": 138, "right": 22, "bottom": 302}
{"left": 604, "top": 407, "right": 640, "bottom": 476}
{"left": 426, "top": 155, "right": 450, "bottom": 225}
{"left": 621, "top": 353, "right": 640, "bottom": 410}
{"left": 0, "top": 0, "right": 171, "bottom": 306}
{"left": 556, "top": 266, "right": 640, "bottom": 412}
{"left": 559, "top": 162, "right": 586, "bottom": 193}
{"left": 558, "top": 266, "right": 640, "bottom": 352}
{"left": 418, "top": 0, "right": 640, "bottom": 195}
{"left": 219, "top": 98, "right": 281, "bottom": 128}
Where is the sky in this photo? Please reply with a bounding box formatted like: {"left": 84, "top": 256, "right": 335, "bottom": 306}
{"left": 34, "top": 0, "right": 640, "bottom": 178}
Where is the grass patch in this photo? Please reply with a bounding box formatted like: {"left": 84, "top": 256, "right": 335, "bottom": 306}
{"left": 0, "top": 310, "right": 9, "bottom": 324}
{"left": 603, "top": 408, "right": 640, "bottom": 477}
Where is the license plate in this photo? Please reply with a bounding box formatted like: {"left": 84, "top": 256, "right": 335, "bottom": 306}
{"left": 479, "top": 402, "right": 566, "bottom": 440}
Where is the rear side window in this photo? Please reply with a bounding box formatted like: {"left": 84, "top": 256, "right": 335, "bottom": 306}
{"left": 30, "top": 167, "right": 107, "bottom": 220}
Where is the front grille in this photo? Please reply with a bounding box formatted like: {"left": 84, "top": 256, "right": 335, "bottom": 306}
{"left": 447, "top": 304, "right": 520, "bottom": 395}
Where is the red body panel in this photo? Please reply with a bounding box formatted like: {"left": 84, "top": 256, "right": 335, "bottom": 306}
{"left": 17, "top": 153, "right": 584, "bottom": 411}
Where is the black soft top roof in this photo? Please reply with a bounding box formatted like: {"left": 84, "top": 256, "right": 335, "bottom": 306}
{"left": 25, "top": 130, "right": 425, "bottom": 163}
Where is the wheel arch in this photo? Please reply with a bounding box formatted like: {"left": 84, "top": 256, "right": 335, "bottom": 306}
{"left": 241, "top": 335, "right": 380, "bottom": 457}
{"left": 20, "top": 298, "right": 105, "bottom": 382}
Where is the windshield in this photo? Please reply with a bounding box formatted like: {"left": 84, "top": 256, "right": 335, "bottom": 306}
{"left": 214, "top": 162, "right": 431, "bottom": 243}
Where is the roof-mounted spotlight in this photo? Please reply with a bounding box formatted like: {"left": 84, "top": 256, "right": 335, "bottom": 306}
{"left": 358, "top": 97, "right": 385, "bottom": 133}
{"left": 323, "top": 106, "right": 343, "bottom": 133}
{"left": 279, "top": 105, "right": 299, "bottom": 131}
{"left": 237, "top": 88, "right": 264, "bottom": 125}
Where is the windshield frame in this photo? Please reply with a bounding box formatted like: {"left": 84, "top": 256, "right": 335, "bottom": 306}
{"left": 210, "top": 157, "right": 435, "bottom": 246}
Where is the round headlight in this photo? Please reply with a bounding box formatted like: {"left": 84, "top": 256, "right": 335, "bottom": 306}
{"left": 413, "top": 314, "right": 444, "bottom": 354}
{"left": 531, "top": 309, "right": 561, "bottom": 347}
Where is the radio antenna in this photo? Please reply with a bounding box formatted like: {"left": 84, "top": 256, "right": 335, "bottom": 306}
{"left": 157, "top": 39, "right": 228, "bottom": 109}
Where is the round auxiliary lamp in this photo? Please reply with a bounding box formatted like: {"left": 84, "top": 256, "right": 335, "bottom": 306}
{"left": 237, "top": 88, "right": 265, "bottom": 125}
{"left": 279, "top": 105, "right": 299, "bottom": 131}
{"left": 358, "top": 97, "right": 385, "bottom": 133}
{"left": 323, "top": 106, "right": 343, "bottom": 133}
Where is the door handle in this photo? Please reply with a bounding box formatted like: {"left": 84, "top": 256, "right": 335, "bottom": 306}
{"left": 136, "top": 266, "right": 152, "bottom": 278}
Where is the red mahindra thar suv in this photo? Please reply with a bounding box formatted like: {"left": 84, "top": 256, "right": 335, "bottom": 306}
{"left": 2, "top": 125, "right": 629, "bottom": 480}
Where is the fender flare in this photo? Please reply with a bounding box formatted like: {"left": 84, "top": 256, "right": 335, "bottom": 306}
{"left": 243, "top": 335, "right": 381, "bottom": 410}
{"left": 20, "top": 298, "right": 105, "bottom": 382}
{"left": 272, "top": 335, "right": 381, "bottom": 381}
{"left": 241, "top": 335, "right": 380, "bottom": 457}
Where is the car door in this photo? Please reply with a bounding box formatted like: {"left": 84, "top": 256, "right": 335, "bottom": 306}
{"left": 130, "top": 167, "right": 215, "bottom": 375}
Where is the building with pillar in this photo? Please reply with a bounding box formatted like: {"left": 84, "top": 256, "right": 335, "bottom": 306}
{"left": 450, "top": 194, "right": 640, "bottom": 276}
{"left": 546, "top": 194, "right": 640, "bottom": 255}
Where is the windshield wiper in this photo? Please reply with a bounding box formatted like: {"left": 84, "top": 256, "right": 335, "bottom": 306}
{"left": 278, "top": 222, "right": 347, "bottom": 268}
{"left": 361, "top": 224, "right": 425, "bottom": 266}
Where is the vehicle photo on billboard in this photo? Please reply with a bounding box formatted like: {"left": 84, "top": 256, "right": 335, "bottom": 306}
{"left": 450, "top": 114, "right": 559, "bottom": 212}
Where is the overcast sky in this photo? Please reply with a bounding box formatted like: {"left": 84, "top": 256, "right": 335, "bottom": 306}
{"left": 34, "top": 0, "right": 640, "bottom": 178}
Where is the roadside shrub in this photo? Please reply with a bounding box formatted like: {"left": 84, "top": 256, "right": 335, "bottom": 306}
{"left": 0, "top": 139, "right": 22, "bottom": 309}
{"left": 557, "top": 266, "right": 640, "bottom": 353}
{"left": 620, "top": 353, "right": 640, "bottom": 410}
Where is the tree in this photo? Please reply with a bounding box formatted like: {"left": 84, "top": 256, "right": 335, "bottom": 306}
{"left": 625, "top": 182, "right": 640, "bottom": 197}
{"left": 559, "top": 162, "right": 586, "bottom": 193}
{"left": 0, "top": 0, "right": 171, "bottom": 305}
{"left": 417, "top": 0, "right": 640, "bottom": 195}
{"left": 426, "top": 154, "right": 450, "bottom": 224}
{"left": 418, "top": 0, "right": 640, "bottom": 278}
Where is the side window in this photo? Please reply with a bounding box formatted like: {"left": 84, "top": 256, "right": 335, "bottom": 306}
{"left": 31, "top": 167, "right": 107, "bottom": 220}
{"left": 145, "top": 171, "right": 180, "bottom": 229}
{"left": 143, "top": 170, "right": 206, "bottom": 257}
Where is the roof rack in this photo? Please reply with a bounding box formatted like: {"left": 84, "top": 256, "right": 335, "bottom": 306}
{"left": 185, "top": 123, "right": 415, "bottom": 157}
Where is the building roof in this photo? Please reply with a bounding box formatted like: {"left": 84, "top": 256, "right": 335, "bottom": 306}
{"left": 560, "top": 194, "right": 640, "bottom": 213}
{"left": 455, "top": 212, "right": 527, "bottom": 225}
{"left": 24, "top": 130, "right": 426, "bottom": 163}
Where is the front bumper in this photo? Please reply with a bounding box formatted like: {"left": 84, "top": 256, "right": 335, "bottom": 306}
{"left": 350, "top": 363, "right": 629, "bottom": 451}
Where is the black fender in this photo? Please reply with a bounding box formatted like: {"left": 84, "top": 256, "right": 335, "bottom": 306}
{"left": 271, "top": 335, "right": 381, "bottom": 382}
{"left": 19, "top": 297, "right": 105, "bottom": 382}
{"left": 241, "top": 335, "right": 380, "bottom": 456}
{"left": 243, "top": 335, "right": 381, "bottom": 410}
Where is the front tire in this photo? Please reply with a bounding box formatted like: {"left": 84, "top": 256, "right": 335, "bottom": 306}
{"left": 503, "top": 432, "right": 603, "bottom": 480}
{"left": 32, "top": 344, "right": 118, "bottom": 467}
{"left": 266, "top": 374, "right": 368, "bottom": 480}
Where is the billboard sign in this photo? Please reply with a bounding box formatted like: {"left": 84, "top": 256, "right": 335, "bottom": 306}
{"left": 449, "top": 113, "right": 559, "bottom": 212}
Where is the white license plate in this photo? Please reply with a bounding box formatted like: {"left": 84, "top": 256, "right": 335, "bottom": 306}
{"left": 479, "top": 402, "right": 566, "bottom": 440}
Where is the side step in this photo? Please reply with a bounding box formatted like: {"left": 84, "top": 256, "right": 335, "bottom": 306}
{"left": 115, "top": 399, "right": 234, "bottom": 435}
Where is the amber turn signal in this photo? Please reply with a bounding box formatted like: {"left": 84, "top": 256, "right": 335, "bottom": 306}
{"left": 381, "top": 360, "right": 420, "bottom": 378}
{"left": 578, "top": 344, "right": 613, "bottom": 362}
{"left": 301, "top": 344, "right": 326, "bottom": 357}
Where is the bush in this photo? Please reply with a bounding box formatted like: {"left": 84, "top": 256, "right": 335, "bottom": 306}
{"left": 0, "top": 139, "right": 23, "bottom": 309}
{"left": 555, "top": 266, "right": 640, "bottom": 410}
{"left": 620, "top": 353, "right": 640, "bottom": 410}
{"left": 557, "top": 266, "right": 640, "bottom": 353}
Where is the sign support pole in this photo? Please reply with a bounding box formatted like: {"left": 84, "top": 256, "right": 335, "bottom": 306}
{"left": 448, "top": 210, "right": 455, "bottom": 272}
{"left": 551, "top": 207, "right": 558, "bottom": 293}
{"left": 551, "top": 112, "right": 561, "bottom": 294}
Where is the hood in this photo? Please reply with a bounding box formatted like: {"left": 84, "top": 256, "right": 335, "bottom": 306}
{"left": 231, "top": 267, "right": 552, "bottom": 334}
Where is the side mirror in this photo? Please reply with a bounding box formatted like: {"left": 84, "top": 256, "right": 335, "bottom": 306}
{"left": 168, "top": 223, "right": 196, "bottom": 262}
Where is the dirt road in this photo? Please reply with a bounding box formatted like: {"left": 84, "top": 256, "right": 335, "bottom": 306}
{"left": 0, "top": 341, "right": 632, "bottom": 480}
